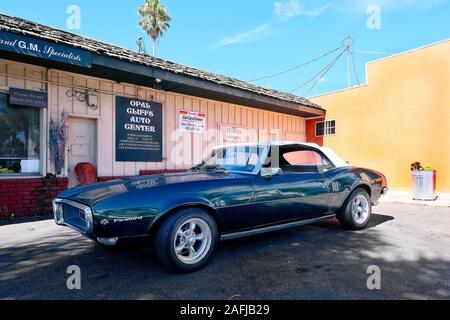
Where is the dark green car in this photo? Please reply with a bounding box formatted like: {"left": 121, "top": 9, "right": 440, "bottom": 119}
{"left": 54, "top": 142, "right": 388, "bottom": 273}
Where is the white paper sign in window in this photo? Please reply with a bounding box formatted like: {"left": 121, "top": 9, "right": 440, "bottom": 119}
{"left": 219, "top": 125, "right": 249, "bottom": 144}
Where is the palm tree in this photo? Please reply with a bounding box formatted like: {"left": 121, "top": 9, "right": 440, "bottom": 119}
{"left": 138, "top": 0, "right": 171, "bottom": 57}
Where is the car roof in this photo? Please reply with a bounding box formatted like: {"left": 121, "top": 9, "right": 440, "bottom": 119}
{"left": 214, "top": 141, "right": 350, "bottom": 168}
{"left": 215, "top": 141, "right": 319, "bottom": 149}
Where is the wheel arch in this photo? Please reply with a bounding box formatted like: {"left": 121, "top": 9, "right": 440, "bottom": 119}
{"left": 338, "top": 183, "right": 372, "bottom": 210}
{"left": 148, "top": 203, "right": 222, "bottom": 239}
{"left": 353, "top": 183, "right": 372, "bottom": 197}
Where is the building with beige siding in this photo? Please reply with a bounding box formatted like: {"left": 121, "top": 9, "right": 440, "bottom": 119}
{"left": 0, "top": 14, "right": 324, "bottom": 218}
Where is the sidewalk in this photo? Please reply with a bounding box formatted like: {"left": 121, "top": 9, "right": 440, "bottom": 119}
{"left": 380, "top": 190, "right": 450, "bottom": 207}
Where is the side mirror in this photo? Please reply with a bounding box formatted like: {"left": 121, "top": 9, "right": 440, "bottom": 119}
{"left": 260, "top": 167, "right": 282, "bottom": 178}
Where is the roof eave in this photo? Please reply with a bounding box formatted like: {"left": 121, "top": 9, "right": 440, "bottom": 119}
{"left": 92, "top": 54, "right": 325, "bottom": 118}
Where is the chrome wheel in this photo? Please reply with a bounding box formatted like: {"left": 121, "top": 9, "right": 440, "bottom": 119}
{"left": 352, "top": 195, "right": 370, "bottom": 224}
{"left": 174, "top": 218, "right": 212, "bottom": 265}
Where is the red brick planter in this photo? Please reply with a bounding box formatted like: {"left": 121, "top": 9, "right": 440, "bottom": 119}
{"left": 0, "top": 177, "right": 68, "bottom": 219}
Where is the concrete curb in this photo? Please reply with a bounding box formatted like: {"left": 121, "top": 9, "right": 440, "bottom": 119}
{"left": 380, "top": 191, "right": 450, "bottom": 208}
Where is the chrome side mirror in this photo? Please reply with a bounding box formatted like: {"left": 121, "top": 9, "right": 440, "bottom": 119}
{"left": 261, "top": 167, "right": 282, "bottom": 178}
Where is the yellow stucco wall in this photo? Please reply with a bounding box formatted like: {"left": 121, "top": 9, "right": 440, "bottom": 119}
{"left": 311, "top": 39, "right": 450, "bottom": 192}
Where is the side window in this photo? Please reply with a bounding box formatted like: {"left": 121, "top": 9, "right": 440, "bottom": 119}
{"left": 283, "top": 150, "right": 316, "bottom": 166}
{"left": 281, "top": 149, "right": 334, "bottom": 173}
{"left": 281, "top": 150, "right": 319, "bottom": 173}
{"left": 313, "top": 152, "right": 335, "bottom": 173}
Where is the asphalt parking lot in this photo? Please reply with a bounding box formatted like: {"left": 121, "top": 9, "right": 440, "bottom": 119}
{"left": 0, "top": 203, "right": 449, "bottom": 300}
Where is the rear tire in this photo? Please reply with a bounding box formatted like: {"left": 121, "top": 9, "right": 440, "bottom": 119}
{"left": 155, "top": 208, "right": 218, "bottom": 273}
{"left": 338, "top": 188, "right": 372, "bottom": 230}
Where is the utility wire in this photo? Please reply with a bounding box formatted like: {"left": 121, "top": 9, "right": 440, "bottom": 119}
{"left": 248, "top": 45, "right": 344, "bottom": 83}
{"left": 290, "top": 48, "right": 347, "bottom": 94}
{"left": 304, "top": 49, "right": 348, "bottom": 96}
{"left": 350, "top": 52, "right": 361, "bottom": 85}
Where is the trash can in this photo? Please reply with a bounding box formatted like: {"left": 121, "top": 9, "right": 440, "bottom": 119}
{"left": 411, "top": 170, "right": 437, "bottom": 201}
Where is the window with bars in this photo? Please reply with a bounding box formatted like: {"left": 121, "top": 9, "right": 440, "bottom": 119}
{"left": 315, "top": 120, "right": 336, "bottom": 137}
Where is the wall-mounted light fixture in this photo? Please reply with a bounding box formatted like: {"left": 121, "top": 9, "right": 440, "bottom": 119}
{"left": 66, "top": 88, "right": 99, "bottom": 110}
{"left": 153, "top": 78, "right": 163, "bottom": 90}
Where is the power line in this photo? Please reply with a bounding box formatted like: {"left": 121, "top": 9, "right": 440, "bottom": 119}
{"left": 290, "top": 48, "right": 347, "bottom": 94}
{"left": 291, "top": 48, "right": 346, "bottom": 94}
{"left": 304, "top": 49, "right": 348, "bottom": 96}
{"left": 350, "top": 52, "right": 360, "bottom": 85}
{"left": 248, "top": 45, "right": 344, "bottom": 83}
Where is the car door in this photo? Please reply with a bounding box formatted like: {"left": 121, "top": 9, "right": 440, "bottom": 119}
{"left": 253, "top": 146, "right": 331, "bottom": 226}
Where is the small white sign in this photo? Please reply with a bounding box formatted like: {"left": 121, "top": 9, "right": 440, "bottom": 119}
{"left": 179, "top": 111, "right": 206, "bottom": 134}
{"left": 220, "top": 125, "right": 249, "bottom": 144}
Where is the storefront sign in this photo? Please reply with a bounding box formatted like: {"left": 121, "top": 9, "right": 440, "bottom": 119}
{"left": 9, "top": 88, "right": 48, "bottom": 108}
{"left": 115, "top": 96, "right": 163, "bottom": 162}
{"left": 0, "top": 31, "right": 92, "bottom": 68}
{"left": 179, "top": 110, "right": 206, "bottom": 133}
{"left": 220, "top": 125, "right": 249, "bottom": 144}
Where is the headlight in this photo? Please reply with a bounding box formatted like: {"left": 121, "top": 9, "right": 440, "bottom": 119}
{"left": 53, "top": 200, "right": 64, "bottom": 225}
{"left": 84, "top": 207, "right": 94, "bottom": 231}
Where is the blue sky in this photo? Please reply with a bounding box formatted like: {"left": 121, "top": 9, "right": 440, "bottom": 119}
{"left": 1, "top": 0, "right": 449, "bottom": 97}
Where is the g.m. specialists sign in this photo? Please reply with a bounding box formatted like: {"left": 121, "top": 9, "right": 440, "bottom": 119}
{"left": 0, "top": 31, "right": 92, "bottom": 67}
{"left": 115, "top": 96, "right": 163, "bottom": 162}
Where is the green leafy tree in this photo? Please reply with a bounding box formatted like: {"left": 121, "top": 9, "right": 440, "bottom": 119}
{"left": 138, "top": 0, "right": 171, "bottom": 57}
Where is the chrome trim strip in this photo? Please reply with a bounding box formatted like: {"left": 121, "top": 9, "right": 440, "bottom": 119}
{"left": 220, "top": 214, "right": 336, "bottom": 241}
{"left": 54, "top": 198, "right": 90, "bottom": 211}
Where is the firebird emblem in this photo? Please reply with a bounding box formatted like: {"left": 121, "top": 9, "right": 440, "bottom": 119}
{"left": 100, "top": 220, "right": 109, "bottom": 226}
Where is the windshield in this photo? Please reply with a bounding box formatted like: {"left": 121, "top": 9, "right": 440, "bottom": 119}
{"left": 193, "top": 146, "right": 266, "bottom": 173}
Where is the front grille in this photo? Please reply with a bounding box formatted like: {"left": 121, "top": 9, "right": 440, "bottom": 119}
{"left": 54, "top": 199, "right": 93, "bottom": 237}
{"left": 63, "top": 204, "right": 88, "bottom": 233}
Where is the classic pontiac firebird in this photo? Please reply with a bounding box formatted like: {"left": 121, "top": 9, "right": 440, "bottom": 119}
{"left": 54, "top": 142, "right": 388, "bottom": 273}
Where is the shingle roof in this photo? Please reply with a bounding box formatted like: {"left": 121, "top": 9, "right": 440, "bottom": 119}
{"left": 0, "top": 13, "right": 323, "bottom": 111}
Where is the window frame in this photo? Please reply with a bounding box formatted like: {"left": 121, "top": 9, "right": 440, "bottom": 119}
{"left": 199, "top": 145, "right": 269, "bottom": 175}
{"left": 315, "top": 120, "right": 336, "bottom": 137}
{"left": 274, "top": 145, "right": 336, "bottom": 175}
{"left": 0, "top": 90, "right": 44, "bottom": 178}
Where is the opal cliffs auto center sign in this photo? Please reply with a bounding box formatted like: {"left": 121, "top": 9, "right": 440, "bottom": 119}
{"left": 0, "top": 31, "right": 92, "bottom": 67}
{"left": 115, "top": 97, "right": 163, "bottom": 162}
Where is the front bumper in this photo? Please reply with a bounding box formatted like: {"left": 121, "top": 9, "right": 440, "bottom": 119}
{"left": 53, "top": 198, "right": 94, "bottom": 238}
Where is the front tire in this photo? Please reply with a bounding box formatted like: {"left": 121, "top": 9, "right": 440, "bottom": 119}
{"left": 155, "top": 208, "right": 218, "bottom": 273}
{"left": 338, "top": 188, "right": 372, "bottom": 230}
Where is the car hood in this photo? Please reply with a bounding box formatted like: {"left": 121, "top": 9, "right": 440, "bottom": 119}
{"left": 58, "top": 171, "right": 240, "bottom": 206}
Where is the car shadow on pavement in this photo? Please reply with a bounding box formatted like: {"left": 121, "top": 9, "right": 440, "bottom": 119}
{"left": 0, "top": 216, "right": 448, "bottom": 300}
{"left": 367, "top": 214, "right": 395, "bottom": 229}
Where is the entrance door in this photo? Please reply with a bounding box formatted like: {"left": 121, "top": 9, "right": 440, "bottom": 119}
{"left": 68, "top": 117, "right": 97, "bottom": 187}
